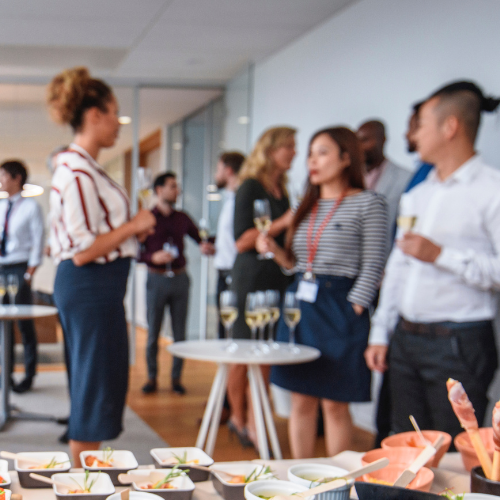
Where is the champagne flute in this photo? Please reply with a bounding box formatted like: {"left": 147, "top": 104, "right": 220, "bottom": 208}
{"left": 255, "top": 291, "right": 270, "bottom": 353}
{"left": 284, "top": 291, "right": 301, "bottom": 353}
{"left": 254, "top": 199, "right": 274, "bottom": 259}
{"left": 7, "top": 274, "right": 18, "bottom": 311}
{"left": 163, "top": 241, "right": 177, "bottom": 278}
{"left": 199, "top": 218, "right": 209, "bottom": 243}
{"left": 220, "top": 290, "right": 238, "bottom": 352}
{"left": 0, "top": 275, "right": 6, "bottom": 305}
{"left": 266, "top": 290, "right": 281, "bottom": 349}
{"left": 397, "top": 215, "right": 417, "bottom": 234}
{"left": 245, "top": 293, "right": 262, "bottom": 354}
{"left": 138, "top": 168, "right": 153, "bottom": 209}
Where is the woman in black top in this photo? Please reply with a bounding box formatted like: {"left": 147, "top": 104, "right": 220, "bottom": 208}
{"left": 227, "top": 126, "right": 296, "bottom": 448}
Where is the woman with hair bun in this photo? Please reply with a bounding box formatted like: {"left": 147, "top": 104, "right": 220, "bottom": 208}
{"left": 47, "top": 67, "right": 156, "bottom": 465}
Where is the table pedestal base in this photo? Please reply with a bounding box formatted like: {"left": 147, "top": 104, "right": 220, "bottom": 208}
{"left": 196, "top": 363, "right": 282, "bottom": 460}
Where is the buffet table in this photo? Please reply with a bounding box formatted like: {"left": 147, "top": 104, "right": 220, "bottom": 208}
{"left": 5, "top": 451, "right": 471, "bottom": 499}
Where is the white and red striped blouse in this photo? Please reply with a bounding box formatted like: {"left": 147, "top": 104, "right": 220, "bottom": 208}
{"left": 50, "top": 143, "right": 137, "bottom": 265}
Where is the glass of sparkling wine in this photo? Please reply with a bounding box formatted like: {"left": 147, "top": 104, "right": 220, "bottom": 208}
{"left": 254, "top": 199, "right": 274, "bottom": 259}
{"left": 245, "top": 293, "right": 262, "bottom": 352}
{"left": 138, "top": 168, "right": 153, "bottom": 209}
{"left": 163, "top": 241, "right": 178, "bottom": 278}
{"left": 199, "top": 218, "right": 209, "bottom": 243}
{"left": 255, "top": 291, "right": 270, "bottom": 353}
{"left": 0, "top": 275, "right": 6, "bottom": 305}
{"left": 220, "top": 290, "right": 238, "bottom": 352}
{"left": 284, "top": 291, "right": 301, "bottom": 353}
{"left": 7, "top": 274, "right": 18, "bottom": 311}
{"left": 266, "top": 289, "right": 281, "bottom": 349}
{"left": 397, "top": 215, "right": 417, "bottom": 234}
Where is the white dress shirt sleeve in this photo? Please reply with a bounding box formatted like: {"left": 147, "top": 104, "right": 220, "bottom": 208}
{"left": 434, "top": 196, "right": 500, "bottom": 291}
{"left": 61, "top": 172, "right": 100, "bottom": 253}
{"left": 369, "top": 246, "right": 408, "bottom": 346}
{"left": 28, "top": 202, "right": 45, "bottom": 267}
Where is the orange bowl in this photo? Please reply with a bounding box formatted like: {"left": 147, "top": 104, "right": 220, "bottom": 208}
{"left": 362, "top": 463, "right": 434, "bottom": 492}
{"left": 361, "top": 447, "right": 432, "bottom": 467}
{"left": 381, "top": 431, "right": 451, "bottom": 467}
{"left": 454, "top": 427, "right": 495, "bottom": 471}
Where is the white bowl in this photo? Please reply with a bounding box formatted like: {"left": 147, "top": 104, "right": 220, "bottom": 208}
{"left": 131, "top": 469, "right": 195, "bottom": 500}
{"left": 244, "top": 480, "right": 314, "bottom": 500}
{"left": 288, "top": 464, "right": 351, "bottom": 500}
{"left": 107, "top": 493, "right": 163, "bottom": 499}
{"left": 462, "top": 495, "right": 500, "bottom": 499}
{"left": 81, "top": 450, "right": 138, "bottom": 470}
{"left": 0, "top": 459, "right": 11, "bottom": 489}
{"left": 52, "top": 471, "right": 115, "bottom": 498}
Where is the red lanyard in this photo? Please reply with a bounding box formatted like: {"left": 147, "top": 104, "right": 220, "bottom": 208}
{"left": 306, "top": 191, "right": 346, "bottom": 275}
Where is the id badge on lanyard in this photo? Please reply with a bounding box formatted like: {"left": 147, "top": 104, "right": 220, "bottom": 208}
{"left": 296, "top": 192, "right": 346, "bottom": 304}
{"left": 296, "top": 272, "right": 319, "bottom": 303}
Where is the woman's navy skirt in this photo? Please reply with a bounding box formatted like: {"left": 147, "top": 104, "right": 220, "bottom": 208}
{"left": 54, "top": 257, "right": 131, "bottom": 442}
{"left": 271, "top": 275, "right": 371, "bottom": 402}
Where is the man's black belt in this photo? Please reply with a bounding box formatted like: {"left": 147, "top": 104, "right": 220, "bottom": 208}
{"left": 399, "top": 317, "right": 492, "bottom": 336}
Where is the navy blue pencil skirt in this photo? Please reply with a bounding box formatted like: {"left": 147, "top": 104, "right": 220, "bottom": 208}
{"left": 271, "top": 275, "right": 371, "bottom": 402}
{"left": 54, "top": 257, "right": 131, "bottom": 442}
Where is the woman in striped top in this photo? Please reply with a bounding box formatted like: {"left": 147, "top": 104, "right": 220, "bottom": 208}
{"left": 47, "top": 67, "right": 156, "bottom": 466}
{"left": 256, "top": 127, "right": 388, "bottom": 458}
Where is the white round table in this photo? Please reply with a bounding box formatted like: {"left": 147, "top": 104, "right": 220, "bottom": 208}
{"left": 0, "top": 305, "right": 58, "bottom": 429}
{"left": 168, "top": 339, "right": 320, "bottom": 460}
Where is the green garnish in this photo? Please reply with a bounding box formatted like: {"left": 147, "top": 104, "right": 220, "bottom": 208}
{"left": 171, "top": 451, "right": 188, "bottom": 464}
{"left": 244, "top": 466, "right": 276, "bottom": 483}
{"left": 45, "top": 457, "right": 70, "bottom": 469}
{"left": 70, "top": 470, "right": 100, "bottom": 493}
{"left": 440, "top": 490, "right": 464, "bottom": 500}
{"left": 102, "top": 447, "right": 114, "bottom": 465}
{"left": 151, "top": 465, "right": 186, "bottom": 489}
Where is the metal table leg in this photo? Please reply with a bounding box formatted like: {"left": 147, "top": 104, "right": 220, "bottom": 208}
{"left": 247, "top": 365, "right": 269, "bottom": 460}
{"left": 196, "top": 363, "right": 228, "bottom": 451}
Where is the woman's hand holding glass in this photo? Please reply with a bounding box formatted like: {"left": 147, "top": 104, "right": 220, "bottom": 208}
{"left": 254, "top": 199, "right": 275, "bottom": 259}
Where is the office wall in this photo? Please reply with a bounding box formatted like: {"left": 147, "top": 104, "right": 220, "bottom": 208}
{"left": 247, "top": 0, "right": 500, "bottom": 193}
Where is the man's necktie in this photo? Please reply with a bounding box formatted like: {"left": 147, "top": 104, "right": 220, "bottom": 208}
{"left": 0, "top": 200, "right": 14, "bottom": 257}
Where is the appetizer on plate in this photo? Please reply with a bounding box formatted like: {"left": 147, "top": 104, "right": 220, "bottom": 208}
{"left": 84, "top": 448, "right": 114, "bottom": 468}
{"left": 139, "top": 466, "right": 185, "bottom": 490}
{"left": 28, "top": 456, "right": 70, "bottom": 469}
{"left": 227, "top": 466, "right": 275, "bottom": 484}
{"left": 162, "top": 452, "right": 199, "bottom": 466}
{"left": 68, "top": 470, "right": 100, "bottom": 494}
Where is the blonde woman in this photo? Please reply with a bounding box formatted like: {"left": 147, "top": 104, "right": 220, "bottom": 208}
{"left": 227, "top": 126, "right": 295, "bottom": 448}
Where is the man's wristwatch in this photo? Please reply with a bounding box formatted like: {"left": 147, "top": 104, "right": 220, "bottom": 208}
{"left": 23, "top": 272, "right": 32, "bottom": 281}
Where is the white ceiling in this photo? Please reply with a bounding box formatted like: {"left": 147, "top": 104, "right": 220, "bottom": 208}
{"left": 0, "top": 0, "right": 356, "bottom": 183}
{"left": 0, "top": 0, "right": 356, "bottom": 85}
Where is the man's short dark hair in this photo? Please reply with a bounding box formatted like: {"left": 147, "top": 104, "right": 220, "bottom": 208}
{"left": 0, "top": 160, "right": 28, "bottom": 186}
{"left": 220, "top": 151, "right": 245, "bottom": 174}
{"left": 153, "top": 171, "right": 176, "bottom": 192}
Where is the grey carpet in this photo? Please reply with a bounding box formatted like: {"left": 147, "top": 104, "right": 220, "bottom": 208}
{"left": 4, "top": 371, "right": 168, "bottom": 465}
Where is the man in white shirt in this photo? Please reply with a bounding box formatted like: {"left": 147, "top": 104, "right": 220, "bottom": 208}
{"left": 0, "top": 160, "right": 44, "bottom": 393}
{"left": 357, "top": 120, "right": 412, "bottom": 260}
{"left": 214, "top": 151, "right": 245, "bottom": 338}
{"left": 365, "top": 81, "right": 500, "bottom": 439}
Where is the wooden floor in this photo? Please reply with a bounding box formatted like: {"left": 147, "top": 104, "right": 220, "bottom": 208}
{"left": 28, "top": 328, "right": 374, "bottom": 461}
{"left": 125, "top": 328, "right": 375, "bottom": 461}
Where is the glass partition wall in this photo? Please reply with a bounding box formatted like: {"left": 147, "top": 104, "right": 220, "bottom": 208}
{"left": 0, "top": 81, "right": 224, "bottom": 365}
